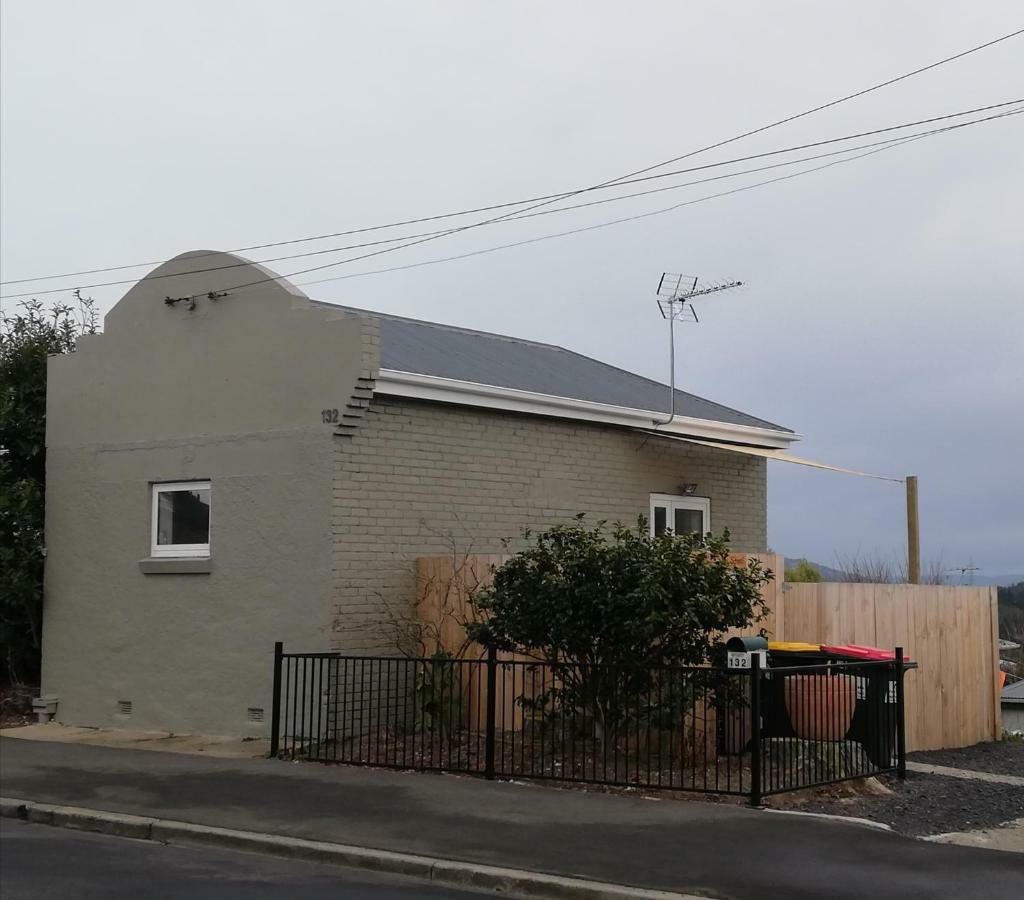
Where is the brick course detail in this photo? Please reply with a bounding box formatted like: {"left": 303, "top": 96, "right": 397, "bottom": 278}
{"left": 330, "top": 397, "right": 767, "bottom": 653}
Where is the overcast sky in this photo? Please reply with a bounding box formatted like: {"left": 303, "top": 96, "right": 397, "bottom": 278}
{"left": 2, "top": 2, "right": 1022, "bottom": 576}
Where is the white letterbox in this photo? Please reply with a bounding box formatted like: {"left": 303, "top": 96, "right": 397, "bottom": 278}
{"left": 725, "top": 636, "right": 769, "bottom": 670}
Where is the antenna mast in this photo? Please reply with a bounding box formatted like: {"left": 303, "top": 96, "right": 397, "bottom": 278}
{"left": 947, "top": 563, "right": 981, "bottom": 585}
{"left": 652, "top": 273, "right": 744, "bottom": 426}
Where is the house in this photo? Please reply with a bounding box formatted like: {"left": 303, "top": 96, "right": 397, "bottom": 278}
{"left": 1003, "top": 678, "right": 1024, "bottom": 733}
{"left": 41, "top": 250, "right": 797, "bottom": 735}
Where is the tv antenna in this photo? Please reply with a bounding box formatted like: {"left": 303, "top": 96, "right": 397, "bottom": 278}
{"left": 652, "top": 273, "right": 743, "bottom": 426}
{"left": 947, "top": 563, "right": 981, "bottom": 585}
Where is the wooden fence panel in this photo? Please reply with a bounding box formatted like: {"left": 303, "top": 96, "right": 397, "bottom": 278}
{"left": 783, "top": 582, "right": 998, "bottom": 751}
{"left": 782, "top": 586, "right": 820, "bottom": 641}
{"left": 417, "top": 556, "right": 1000, "bottom": 753}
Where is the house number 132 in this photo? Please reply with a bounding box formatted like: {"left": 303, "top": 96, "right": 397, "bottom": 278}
{"left": 321, "top": 409, "right": 339, "bottom": 424}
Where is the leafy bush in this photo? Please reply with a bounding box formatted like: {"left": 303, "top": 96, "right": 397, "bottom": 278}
{"left": 1, "top": 297, "right": 96, "bottom": 683}
{"left": 467, "top": 516, "right": 771, "bottom": 740}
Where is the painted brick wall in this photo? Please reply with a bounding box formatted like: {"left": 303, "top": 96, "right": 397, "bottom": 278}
{"left": 331, "top": 397, "right": 767, "bottom": 652}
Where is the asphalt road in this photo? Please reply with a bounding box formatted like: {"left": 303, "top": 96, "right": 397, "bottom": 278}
{"left": 4, "top": 738, "right": 1023, "bottom": 899}
{"left": 0, "top": 819, "right": 482, "bottom": 899}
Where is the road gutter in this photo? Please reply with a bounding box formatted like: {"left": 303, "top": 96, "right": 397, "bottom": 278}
{"left": 1, "top": 796, "right": 707, "bottom": 900}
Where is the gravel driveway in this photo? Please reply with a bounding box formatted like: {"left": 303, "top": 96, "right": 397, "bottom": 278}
{"left": 788, "top": 739, "right": 1024, "bottom": 837}
{"left": 795, "top": 771, "right": 1024, "bottom": 836}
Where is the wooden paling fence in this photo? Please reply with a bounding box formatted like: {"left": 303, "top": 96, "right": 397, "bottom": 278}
{"left": 782, "top": 582, "right": 1001, "bottom": 751}
{"left": 415, "top": 554, "right": 1001, "bottom": 752}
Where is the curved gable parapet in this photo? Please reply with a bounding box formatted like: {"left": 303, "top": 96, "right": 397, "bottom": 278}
{"left": 47, "top": 251, "right": 378, "bottom": 448}
{"left": 104, "top": 250, "right": 311, "bottom": 332}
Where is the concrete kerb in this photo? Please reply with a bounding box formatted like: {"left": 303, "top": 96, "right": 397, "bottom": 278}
{"left": 0, "top": 797, "right": 703, "bottom": 900}
{"left": 3, "top": 797, "right": 156, "bottom": 839}
{"left": 760, "top": 807, "right": 894, "bottom": 832}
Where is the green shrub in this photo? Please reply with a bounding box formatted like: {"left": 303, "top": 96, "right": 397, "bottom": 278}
{"left": 467, "top": 516, "right": 771, "bottom": 740}
{"left": 785, "top": 559, "right": 823, "bottom": 583}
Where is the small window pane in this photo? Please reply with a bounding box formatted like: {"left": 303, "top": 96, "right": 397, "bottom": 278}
{"left": 156, "top": 488, "right": 210, "bottom": 546}
{"left": 653, "top": 505, "right": 667, "bottom": 536}
{"left": 674, "top": 507, "right": 703, "bottom": 535}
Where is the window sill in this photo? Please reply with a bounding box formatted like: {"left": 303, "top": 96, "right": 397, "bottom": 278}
{"left": 139, "top": 557, "right": 213, "bottom": 575}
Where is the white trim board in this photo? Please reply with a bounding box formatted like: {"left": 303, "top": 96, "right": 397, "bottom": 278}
{"left": 374, "top": 369, "right": 799, "bottom": 449}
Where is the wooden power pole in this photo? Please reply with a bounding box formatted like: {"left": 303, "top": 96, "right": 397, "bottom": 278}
{"left": 906, "top": 475, "right": 920, "bottom": 584}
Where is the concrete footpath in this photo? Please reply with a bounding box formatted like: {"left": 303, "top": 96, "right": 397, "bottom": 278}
{"left": 906, "top": 760, "right": 1024, "bottom": 787}
{"left": 2, "top": 738, "right": 1021, "bottom": 899}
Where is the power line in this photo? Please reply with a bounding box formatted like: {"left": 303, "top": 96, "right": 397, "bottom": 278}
{"left": 506, "top": 105, "right": 1024, "bottom": 221}
{"left": 4, "top": 26, "right": 1021, "bottom": 288}
{"left": 294, "top": 123, "right": 1006, "bottom": 288}
{"left": 231, "top": 25, "right": 1024, "bottom": 294}
{"left": 6, "top": 99, "right": 1017, "bottom": 302}
{"left": 571, "top": 25, "right": 1024, "bottom": 190}
{"left": 210, "top": 100, "right": 1024, "bottom": 297}
{"left": 0, "top": 131, "right": 936, "bottom": 301}
{"left": 510, "top": 97, "right": 1023, "bottom": 197}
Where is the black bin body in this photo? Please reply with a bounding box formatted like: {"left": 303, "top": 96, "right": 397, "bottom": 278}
{"left": 765, "top": 648, "right": 905, "bottom": 769}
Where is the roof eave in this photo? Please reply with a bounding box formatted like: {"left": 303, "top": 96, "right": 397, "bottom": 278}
{"left": 375, "top": 369, "right": 800, "bottom": 449}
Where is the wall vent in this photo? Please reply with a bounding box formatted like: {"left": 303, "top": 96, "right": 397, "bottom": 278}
{"left": 247, "top": 707, "right": 265, "bottom": 723}
{"left": 117, "top": 700, "right": 132, "bottom": 716}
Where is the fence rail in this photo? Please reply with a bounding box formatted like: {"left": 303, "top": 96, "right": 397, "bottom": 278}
{"left": 270, "top": 644, "right": 906, "bottom": 804}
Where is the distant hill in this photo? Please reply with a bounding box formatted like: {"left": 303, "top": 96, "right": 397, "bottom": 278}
{"left": 783, "top": 558, "right": 1024, "bottom": 588}
{"left": 961, "top": 574, "right": 1024, "bottom": 588}
{"left": 783, "top": 558, "right": 847, "bottom": 581}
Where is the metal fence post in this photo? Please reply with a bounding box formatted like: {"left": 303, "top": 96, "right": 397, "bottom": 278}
{"left": 895, "top": 646, "right": 907, "bottom": 779}
{"left": 485, "top": 645, "right": 497, "bottom": 780}
{"left": 749, "top": 654, "right": 762, "bottom": 806}
{"left": 270, "top": 641, "right": 283, "bottom": 758}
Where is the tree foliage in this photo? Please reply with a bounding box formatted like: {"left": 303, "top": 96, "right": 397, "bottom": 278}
{"left": 467, "top": 517, "right": 771, "bottom": 738}
{"left": 998, "top": 581, "right": 1024, "bottom": 619}
{"left": 785, "top": 559, "right": 823, "bottom": 583}
{"left": 999, "top": 582, "right": 1024, "bottom": 668}
{"left": 1, "top": 296, "right": 96, "bottom": 683}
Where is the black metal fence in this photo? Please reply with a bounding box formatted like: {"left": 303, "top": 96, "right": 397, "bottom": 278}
{"left": 270, "top": 644, "right": 906, "bottom": 804}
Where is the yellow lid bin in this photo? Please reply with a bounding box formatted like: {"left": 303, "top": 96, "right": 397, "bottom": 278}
{"left": 768, "top": 641, "right": 822, "bottom": 653}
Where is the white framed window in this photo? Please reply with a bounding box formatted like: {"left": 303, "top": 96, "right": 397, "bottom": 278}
{"left": 151, "top": 481, "right": 211, "bottom": 558}
{"left": 649, "top": 493, "right": 711, "bottom": 537}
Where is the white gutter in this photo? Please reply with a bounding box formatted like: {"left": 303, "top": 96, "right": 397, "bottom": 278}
{"left": 374, "top": 369, "right": 799, "bottom": 449}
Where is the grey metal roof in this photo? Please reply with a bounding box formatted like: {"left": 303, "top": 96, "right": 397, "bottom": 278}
{"left": 314, "top": 302, "right": 792, "bottom": 433}
{"left": 1003, "top": 679, "right": 1024, "bottom": 703}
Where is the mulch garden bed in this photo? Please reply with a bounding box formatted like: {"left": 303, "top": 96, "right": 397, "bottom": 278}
{"left": 780, "top": 769, "right": 1024, "bottom": 836}
{"left": 907, "top": 739, "right": 1024, "bottom": 778}
{"left": 292, "top": 730, "right": 755, "bottom": 794}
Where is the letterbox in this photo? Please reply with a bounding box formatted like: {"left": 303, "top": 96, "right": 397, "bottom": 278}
{"left": 726, "top": 635, "right": 768, "bottom": 670}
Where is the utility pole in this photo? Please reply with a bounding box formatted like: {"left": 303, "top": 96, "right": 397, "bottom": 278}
{"left": 906, "top": 475, "right": 920, "bottom": 584}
